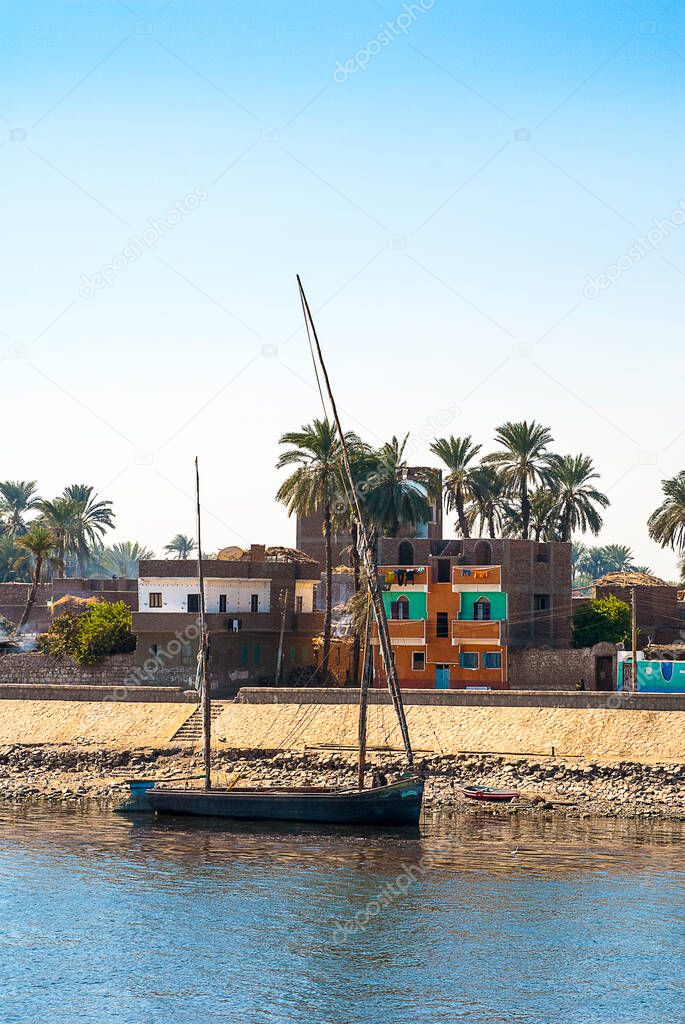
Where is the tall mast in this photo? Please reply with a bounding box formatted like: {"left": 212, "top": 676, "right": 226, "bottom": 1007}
{"left": 195, "top": 456, "right": 211, "bottom": 790}
{"left": 357, "top": 597, "right": 373, "bottom": 789}
{"left": 296, "top": 276, "right": 414, "bottom": 767}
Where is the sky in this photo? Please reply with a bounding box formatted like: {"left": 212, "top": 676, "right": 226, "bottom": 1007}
{"left": 1, "top": 0, "right": 683, "bottom": 576}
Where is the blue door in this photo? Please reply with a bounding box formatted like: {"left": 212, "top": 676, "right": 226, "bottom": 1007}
{"left": 435, "top": 664, "right": 450, "bottom": 689}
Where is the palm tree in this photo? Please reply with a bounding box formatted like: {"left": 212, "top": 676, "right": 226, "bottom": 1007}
{"left": 37, "top": 496, "right": 81, "bottom": 575}
{"left": 276, "top": 418, "right": 362, "bottom": 676}
{"left": 464, "top": 465, "right": 506, "bottom": 538}
{"left": 648, "top": 472, "right": 685, "bottom": 552}
{"left": 483, "top": 420, "right": 553, "bottom": 539}
{"left": 90, "top": 541, "right": 155, "bottom": 577}
{"left": 62, "top": 484, "right": 115, "bottom": 573}
{"left": 0, "top": 535, "right": 29, "bottom": 583}
{"left": 601, "top": 544, "right": 636, "bottom": 573}
{"left": 363, "top": 434, "right": 432, "bottom": 538}
{"left": 571, "top": 541, "right": 588, "bottom": 583}
{"left": 429, "top": 435, "right": 482, "bottom": 537}
{"left": 0, "top": 480, "right": 40, "bottom": 535}
{"left": 163, "top": 534, "right": 196, "bottom": 559}
{"left": 529, "top": 488, "right": 558, "bottom": 541}
{"left": 578, "top": 545, "right": 610, "bottom": 580}
{"left": 16, "top": 526, "right": 63, "bottom": 629}
{"left": 547, "top": 454, "right": 609, "bottom": 542}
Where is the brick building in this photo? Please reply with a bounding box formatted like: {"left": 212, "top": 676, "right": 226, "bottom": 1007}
{"left": 133, "top": 546, "right": 323, "bottom": 691}
{"left": 591, "top": 572, "right": 683, "bottom": 645}
{"left": 0, "top": 577, "right": 138, "bottom": 633}
{"left": 371, "top": 537, "right": 571, "bottom": 690}
{"left": 296, "top": 467, "right": 443, "bottom": 568}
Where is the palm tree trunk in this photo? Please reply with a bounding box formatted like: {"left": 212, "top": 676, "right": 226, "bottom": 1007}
{"left": 487, "top": 512, "right": 496, "bottom": 539}
{"left": 19, "top": 554, "right": 42, "bottom": 630}
{"left": 350, "top": 521, "right": 362, "bottom": 685}
{"left": 322, "top": 502, "right": 333, "bottom": 680}
{"left": 560, "top": 506, "right": 571, "bottom": 543}
{"left": 456, "top": 485, "right": 470, "bottom": 538}
{"left": 520, "top": 477, "right": 530, "bottom": 540}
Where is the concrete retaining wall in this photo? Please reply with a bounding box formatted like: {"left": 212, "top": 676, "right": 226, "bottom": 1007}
{"left": 235, "top": 686, "right": 685, "bottom": 712}
{"left": 0, "top": 652, "right": 194, "bottom": 689}
{"left": 0, "top": 684, "right": 197, "bottom": 703}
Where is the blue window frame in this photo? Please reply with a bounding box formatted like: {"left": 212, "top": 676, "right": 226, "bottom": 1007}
{"left": 240, "top": 643, "right": 249, "bottom": 666}
{"left": 482, "top": 652, "right": 502, "bottom": 669}
{"left": 459, "top": 652, "right": 478, "bottom": 669}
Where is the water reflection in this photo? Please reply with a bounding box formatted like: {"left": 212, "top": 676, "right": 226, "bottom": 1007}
{"left": 1, "top": 805, "right": 683, "bottom": 1024}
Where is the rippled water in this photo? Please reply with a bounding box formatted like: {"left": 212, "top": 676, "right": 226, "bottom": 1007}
{"left": 1, "top": 806, "right": 684, "bottom": 1023}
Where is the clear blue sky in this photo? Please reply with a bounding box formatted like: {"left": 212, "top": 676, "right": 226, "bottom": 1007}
{"left": 1, "top": 0, "right": 683, "bottom": 575}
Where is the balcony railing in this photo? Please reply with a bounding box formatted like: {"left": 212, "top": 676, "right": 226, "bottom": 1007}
{"left": 451, "top": 619, "right": 503, "bottom": 644}
{"left": 379, "top": 565, "right": 429, "bottom": 592}
{"left": 373, "top": 618, "right": 427, "bottom": 646}
{"left": 452, "top": 565, "right": 501, "bottom": 590}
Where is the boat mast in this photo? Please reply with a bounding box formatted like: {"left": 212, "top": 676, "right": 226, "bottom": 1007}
{"left": 296, "top": 276, "right": 414, "bottom": 768}
{"left": 357, "top": 596, "right": 373, "bottom": 789}
{"left": 195, "top": 456, "right": 211, "bottom": 790}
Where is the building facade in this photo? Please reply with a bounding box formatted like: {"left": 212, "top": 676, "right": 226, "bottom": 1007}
{"left": 133, "top": 546, "right": 323, "bottom": 691}
{"left": 371, "top": 537, "right": 571, "bottom": 689}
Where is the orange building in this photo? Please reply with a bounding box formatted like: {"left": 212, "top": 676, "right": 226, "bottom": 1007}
{"left": 372, "top": 558, "right": 507, "bottom": 689}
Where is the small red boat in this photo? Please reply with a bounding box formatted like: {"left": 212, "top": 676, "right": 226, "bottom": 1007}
{"left": 461, "top": 785, "right": 519, "bottom": 803}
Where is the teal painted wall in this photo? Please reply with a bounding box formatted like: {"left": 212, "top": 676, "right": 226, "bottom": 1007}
{"left": 381, "top": 591, "right": 427, "bottom": 620}
{"left": 458, "top": 591, "right": 507, "bottom": 620}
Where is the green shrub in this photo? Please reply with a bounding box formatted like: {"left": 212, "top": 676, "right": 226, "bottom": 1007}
{"left": 572, "top": 595, "right": 632, "bottom": 649}
{"left": 39, "top": 600, "right": 135, "bottom": 665}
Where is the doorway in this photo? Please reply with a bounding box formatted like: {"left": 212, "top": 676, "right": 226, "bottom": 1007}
{"left": 435, "top": 664, "right": 450, "bottom": 689}
{"left": 595, "top": 656, "right": 614, "bottom": 691}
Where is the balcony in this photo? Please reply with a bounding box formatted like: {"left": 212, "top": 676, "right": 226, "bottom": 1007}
{"left": 380, "top": 565, "right": 429, "bottom": 592}
{"left": 373, "top": 619, "right": 426, "bottom": 646}
{"left": 452, "top": 619, "right": 503, "bottom": 644}
{"left": 452, "top": 565, "right": 501, "bottom": 591}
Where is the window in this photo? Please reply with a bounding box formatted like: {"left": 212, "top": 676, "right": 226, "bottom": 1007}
{"left": 474, "top": 540, "right": 492, "bottom": 565}
{"left": 534, "top": 594, "right": 550, "bottom": 612}
{"left": 253, "top": 642, "right": 261, "bottom": 666}
{"left": 148, "top": 592, "right": 162, "bottom": 608}
{"left": 226, "top": 618, "right": 242, "bottom": 632}
{"left": 218, "top": 594, "right": 226, "bottom": 613}
{"left": 296, "top": 595, "right": 303, "bottom": 613}
{"left": 149, "top": 643, "right": 159, "bottom": 658}
{"left": 436, "top": 612, "right": 449, "bottom": 638}
{"left": 180, "top": 643, "right": 193, "bottom": 667}
{"left": 474, "top": 597, "right": 491, "bottom": 621}
{"left": 390, "top": 596, "right": 410, "bottom": 620}
{"left": 240, "top": 643, "right": 249, "bottom": 667}
{"left": 437, "top": 558, "right": 450, "bottom": 584}
{"left": 398, "top": 540, "right": 414, "bottom": 565}
{"left": 187, "top": 594, "right": 200, "bottom": 613}
{"left": 412, "top": 651, "right": 425, "bottom": 672}
{"left": 483, "top": 652, "right": 502, "bottom": 669}
{"left": 459, "top": 652, "right": 478, "bottom": 669}
{"left": 250, "top": 593, "right": 259, "bottom": 613}
{"left": 289, "top": 645, "right": 296, "bottom": 663}
{"left": 536, "top": 543, "right": 549, "bottom": 563}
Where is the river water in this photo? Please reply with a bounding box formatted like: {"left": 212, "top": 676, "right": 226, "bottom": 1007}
{"left": 0, "top": 805, "right": 683, "bottom": 1024}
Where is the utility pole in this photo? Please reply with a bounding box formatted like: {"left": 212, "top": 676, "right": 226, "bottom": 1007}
{"left": 275, "top": 588, "right": 288, "bottom": 685}
{"left": 629, "top": 586, "right": 638, "bottom": 693}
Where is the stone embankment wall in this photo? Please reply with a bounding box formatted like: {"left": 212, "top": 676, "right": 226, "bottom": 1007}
{"left": 0, "top": 652, "right": 193, "bottom": 689}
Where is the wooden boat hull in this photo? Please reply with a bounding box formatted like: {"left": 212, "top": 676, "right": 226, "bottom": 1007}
{"left": 461, "top": 786, "right": 518, "bottom": 803}
{"left": 144, "top": 777, "right": 424, "bottom": 827}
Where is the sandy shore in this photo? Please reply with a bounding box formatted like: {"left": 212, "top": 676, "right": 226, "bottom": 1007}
{"left": 1, "top": 745, "right": 684, "bottom": 820}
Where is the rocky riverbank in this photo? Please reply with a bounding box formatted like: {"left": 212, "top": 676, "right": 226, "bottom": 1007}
{"left": 1, "top": 745, "right": 684, "bottom": 819}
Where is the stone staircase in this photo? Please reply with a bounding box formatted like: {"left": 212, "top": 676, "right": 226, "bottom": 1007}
{"left": 172, "top": 702, "right": 228, "bottom": 742}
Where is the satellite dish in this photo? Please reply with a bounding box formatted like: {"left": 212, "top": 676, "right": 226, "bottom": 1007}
{"left": 217, "top": 546, "right": 246, "bottom": 561}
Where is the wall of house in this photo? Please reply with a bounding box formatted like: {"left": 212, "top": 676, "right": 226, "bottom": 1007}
{"left": 458, "top": 591, "right": 507, "bottom": 620}
{"left": 508, "top": 642, "right": 617, "bottom": 691}
{"left": 138, "top": 578, "right": 272, "bottom": 614}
